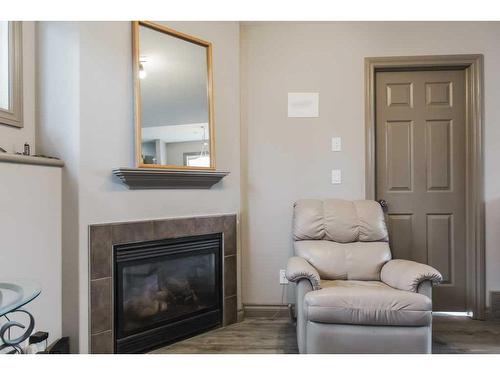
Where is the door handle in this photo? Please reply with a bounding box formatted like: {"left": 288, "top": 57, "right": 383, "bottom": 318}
{"left": 378, "top": 199, "right": 388, "bottom": 213}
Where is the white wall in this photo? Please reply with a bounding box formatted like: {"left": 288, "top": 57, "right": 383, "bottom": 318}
{"left": 166, "top": 140, "right": 205, "bottom": 166}
{"left": 240, "top": 22, "right": 500, "bottom": 306}
{"left": 33, "top": 20, "right": 500, "bottom": 352}
{"left": 0, "top": 21, "right": 62, "bottom": 349}
{"left": 36, "top": 21, "right": 81, "bottom": 352}
{"left": 0, "top": 22, "right": 36, "bottom": 154}
{"left": 37, "top": 21, "right": 241, "bottom": 353}
{"left": 0, "top": 163, "right": 62, "bottom": 346}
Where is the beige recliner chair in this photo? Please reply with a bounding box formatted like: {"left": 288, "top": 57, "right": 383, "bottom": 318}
{"left": 286, "top": 199, "right": 442, "bottom": 354}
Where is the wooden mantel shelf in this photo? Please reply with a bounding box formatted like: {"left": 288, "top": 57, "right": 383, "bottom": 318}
{"left": 113, "top": 168, "right": 230, "bottom": 189}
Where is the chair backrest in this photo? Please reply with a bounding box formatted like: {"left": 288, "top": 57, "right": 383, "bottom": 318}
{"left": 293, "top": 199, "right": 391, "bottom": 280}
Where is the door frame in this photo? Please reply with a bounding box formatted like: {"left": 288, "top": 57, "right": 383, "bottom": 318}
{"left": 364, "top": 54, "right": 485, "bottom": 319}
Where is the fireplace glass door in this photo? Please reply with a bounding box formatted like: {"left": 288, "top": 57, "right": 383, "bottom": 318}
{"left": 114, "top": 233, "right": 222, "bottom": 353}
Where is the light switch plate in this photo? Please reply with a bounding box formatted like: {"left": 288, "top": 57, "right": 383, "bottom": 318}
{"left": 331, "top": 169, "right": 341, "bottom": 184}
{"left": 331, "top": 137, "right": 342, "bottom": 151}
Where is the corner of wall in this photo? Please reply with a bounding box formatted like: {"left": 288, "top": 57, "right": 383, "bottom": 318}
{"left": 36, "top": 21, "right": 82, "bottom": 353}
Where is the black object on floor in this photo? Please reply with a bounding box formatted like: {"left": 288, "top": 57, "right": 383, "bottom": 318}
{"left": 29, "top": 331, "right": 49, "bottom": 345}
{"left": 39, "top": 337, "right": 70, "bottom": 354}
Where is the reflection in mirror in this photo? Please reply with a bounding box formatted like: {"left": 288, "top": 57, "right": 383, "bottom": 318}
{"left": 0, "top": 21, "right": 10, "bottom": 111}
{"left": 135, "top": 22, "right": 214, "bottom": 169}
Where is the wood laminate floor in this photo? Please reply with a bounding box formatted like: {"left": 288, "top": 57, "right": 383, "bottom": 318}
{"left": 151, "top": 316, "right": 500, "bottom": 354}
{"left": 151, "top": 317, "right": 298, "bottom": 354}
{"left": 432, "top": 315, "right": 500, "bottom": 354}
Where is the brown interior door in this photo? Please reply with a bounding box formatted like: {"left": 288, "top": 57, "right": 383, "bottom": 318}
{"left": 375, "top": 69, "right": 466, "bottom": 311}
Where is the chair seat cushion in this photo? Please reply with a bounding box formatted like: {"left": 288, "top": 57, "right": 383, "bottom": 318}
{"left": 304, "top": 280, "right": 432, "bottom": 327}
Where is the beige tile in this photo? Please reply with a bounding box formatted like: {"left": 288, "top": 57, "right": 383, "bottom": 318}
{"left": 193, "top": 216, "right": 224, "bottom": 235}
{"left": 153, "top": 217, "right": 197, "bottom": 239}
{"left": 91, "top": 330, "right": 113, "bottom": 354}
{"left": 112, "top": 221, "right": 154, "bottom": 244}
{"left": 89, "top": 225, "right": 112, "bottom": 280}
{"left": 224, "top": 255, "right": 237, "bottom": 297}
{"left": 223, "top": 215, "right": 237, "bottom": 256}
{"left": 224, "top": 295, "right": 238, "bottom": 326}
{"left": 91, "top": 278, "right": 112, "bottom": 334}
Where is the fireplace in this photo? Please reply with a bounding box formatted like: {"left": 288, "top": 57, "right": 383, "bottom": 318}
{"left": 89, "top": 215, "right": 237, "bottom": 354}
{"left": 114, "top": 233, "right": 223, "bottom": 353}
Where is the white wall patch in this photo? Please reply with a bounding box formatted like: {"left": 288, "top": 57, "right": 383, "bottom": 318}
{"left": 288, "top": 92, "right": 319, "bottom": 118}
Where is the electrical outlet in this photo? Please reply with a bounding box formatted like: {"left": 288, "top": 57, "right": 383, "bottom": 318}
{"left": 331, "top": 169, "right": 341, "bottom": 184}
{"left": 279, "top": 269, "right": 289, "bottom": 285}
{"left": 331, "top": 137, "right": 342, "bottom": 151}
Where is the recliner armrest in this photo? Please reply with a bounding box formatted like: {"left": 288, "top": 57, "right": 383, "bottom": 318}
{"left": 381, "top": 259, "right": 442, "bottom": 293}
{"left": 286, "top": 257, "right": 321, "bottom": 290}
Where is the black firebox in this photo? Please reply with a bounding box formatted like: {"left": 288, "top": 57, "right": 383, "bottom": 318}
{"left": 114, "top": 233, "right": 223, "bottom": 353}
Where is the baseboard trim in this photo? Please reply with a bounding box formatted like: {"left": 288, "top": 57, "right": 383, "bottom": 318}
{"left": 484, "top": 307, "right": 500, "bottom": 321}
{"left": 243, "top": 304, "right": 295, "bottom": 319}
{"left": 489, "top": 292, "right": 500, "bottom": 320}
{"left": 237, "top": 309, "right": 245, "bottom": 322}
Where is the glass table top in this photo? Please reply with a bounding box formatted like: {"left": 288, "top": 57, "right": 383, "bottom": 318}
{"left": 0, "top": 280, "right": 41, "bottom": 317}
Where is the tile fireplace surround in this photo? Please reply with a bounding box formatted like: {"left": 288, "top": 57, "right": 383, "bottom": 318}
{"left": 89, "top": 214, "right": 237, "bottom": 354}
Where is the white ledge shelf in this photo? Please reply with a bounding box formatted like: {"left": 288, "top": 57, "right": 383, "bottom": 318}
{"left": 113, "top": 168, "right": 230, "bottom": 189}
{"left": 0, "top": 153, "right": 64, "bottom": 168}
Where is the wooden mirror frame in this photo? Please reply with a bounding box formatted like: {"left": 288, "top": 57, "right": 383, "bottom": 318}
{"left": 132, "top": 21, "right": 216, "bottom": 170}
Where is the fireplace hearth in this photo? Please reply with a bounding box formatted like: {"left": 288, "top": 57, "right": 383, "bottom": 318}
{"left": 114, "top": 234, "right": 222, "bottom": 353}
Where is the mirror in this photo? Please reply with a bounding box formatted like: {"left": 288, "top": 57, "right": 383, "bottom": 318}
{"left": 133, "top": 21, "right": 215, "bottom": 169}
